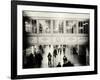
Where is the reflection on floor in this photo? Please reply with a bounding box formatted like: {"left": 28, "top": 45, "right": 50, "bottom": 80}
{"left": 23, "top": 45, "right": 89, "bottom": 68}
{"left": 41, "top": 45, "right": 81, "bottom": 68}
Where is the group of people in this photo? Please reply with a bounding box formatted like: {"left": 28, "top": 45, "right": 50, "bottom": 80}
{"left": 23, "top": 45, "right": 44, "bottom": 68}
{"left": 47, "top": 45, "right": 76, "bottom": 67}
{"left": 47, "top": 52, "right": 74, "bottom": 67}
{"left": 23, "top": 45, "right": 76, "bottom": 68}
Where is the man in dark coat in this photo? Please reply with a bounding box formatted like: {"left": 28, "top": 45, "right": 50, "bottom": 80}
{"left": 35, "top": 51, "right": 43, "bottom": 68}
{"left": 27, "top": 53, "right": 34, "bottom": 68}
{"left": 47, "top": 52, "right": 52, "bottom": 67}
{"left": 53, "top": 48, "right": 57, "bottom": 58}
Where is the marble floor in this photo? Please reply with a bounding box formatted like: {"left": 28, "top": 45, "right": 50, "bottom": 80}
{"left": 41, "top": 45, "right": 83, "bottom": 68}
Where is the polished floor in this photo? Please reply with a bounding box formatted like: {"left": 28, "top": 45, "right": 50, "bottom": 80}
{"left": 41, "top": 45, "right": 84, "bottom": 68}
{"left": 23, "top": 45, "right": 89, "bottom": 68}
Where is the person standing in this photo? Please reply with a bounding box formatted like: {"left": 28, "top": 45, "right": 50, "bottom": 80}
{"left": 53, "top": 46, "right": 58, "bottom": 67}
{"left": 27, "top": 53, "right": 34, "bottom": 68}
{"left": 53, "top": 47, "right": 57, "bottom": 58}
{"left": 35, "top": 50, "right": 43, "bottom": 68}
{"left": 47, "top": 52, "right": 52, "bottom": 67}
{"left": 63, "top": 45, "right": 66, "bottom": 55}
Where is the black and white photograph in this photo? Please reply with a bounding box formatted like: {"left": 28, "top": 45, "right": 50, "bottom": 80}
{"left": 11, "top": 1, "right": 97, "bottom": 79}
{"left": 23, "top": 11, "right": 90, "bottom": 69}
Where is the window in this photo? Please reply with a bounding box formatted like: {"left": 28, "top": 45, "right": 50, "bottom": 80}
{"left": 78, "top": 19, "right": 89, "bottom": 34}
{"left": 66, "top": 20, "right": 77, "bottom": 34}
{"left": 25, "top": 18, "right": 37, "bottom": 33}
{"left": 32, "top": 20, "right": 37, "bottom": 33}
{"left": 53, "top": 20, "right": 64, "bottom": 33}
{"left": 38, "top": 20, "right": 51, "bottom": 33}
{"left": 25, "top": 20, "right": 32, "bottom": 33}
